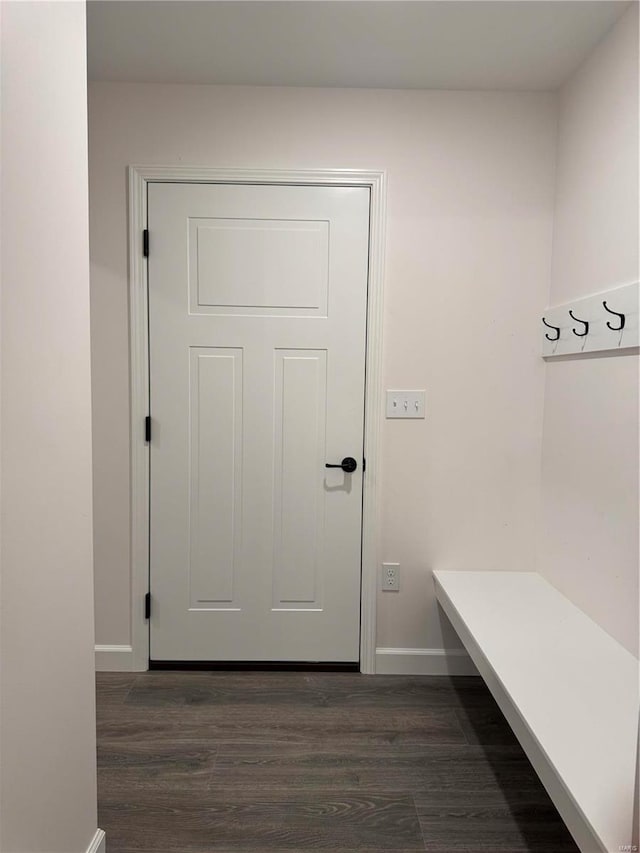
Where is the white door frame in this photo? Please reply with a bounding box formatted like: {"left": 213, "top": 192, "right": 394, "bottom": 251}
{"left": 128, "top": 166, "right": 386, "bottom": 673}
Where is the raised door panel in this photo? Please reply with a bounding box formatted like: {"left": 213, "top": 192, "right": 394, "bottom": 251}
{"left": 188, "top": 217, "right": 329, "bottom": 316}
{"left": 188, "top": 348, "right": 243, "bottom": 610}
{"left": 272, "top": 350, "right": 327, "bottom": 610}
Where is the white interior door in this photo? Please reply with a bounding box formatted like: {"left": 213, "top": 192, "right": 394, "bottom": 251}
{"left": 148, "top": 182, "right": 370, "bottom": 662}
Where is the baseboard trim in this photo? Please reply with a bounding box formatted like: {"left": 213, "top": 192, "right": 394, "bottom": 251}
{"left": 96, "top": 644, "right": 476, "bottom": 675}
{"left": 95, "top": 644, "right": 134, "bottom": 672}
{"left": 375, "top": 647, "right": 479, "bottom": 676}
{"left": 86, "top": 828, "right": 106, "bottom": 853}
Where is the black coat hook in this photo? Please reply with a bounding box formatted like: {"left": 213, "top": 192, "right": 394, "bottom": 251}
{"left": 603, "top": 300, "right": 625, "bottom": 331}
{"left": 569, "top": 309, "right": 589, "bottom": 337}
{"left": 542, "top": 317, "right": 560, "bottom": 341}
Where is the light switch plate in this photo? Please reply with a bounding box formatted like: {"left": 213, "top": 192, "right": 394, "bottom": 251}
{"left": 386, "top": 390, "right": 426, "bottom": 419}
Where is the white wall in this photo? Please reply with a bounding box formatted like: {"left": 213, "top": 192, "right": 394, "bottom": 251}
{"left": 88, "top": 83, "right": 557, "bottom": 658}
{"left": 0, "top": 3, "right": 99, "bottom": 851}
{"left": 540, "top": 3, "right": 639, "bottom": 657}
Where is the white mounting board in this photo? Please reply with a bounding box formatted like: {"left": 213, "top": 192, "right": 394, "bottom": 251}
{"left": 542, "top": 281, "right": 639, "bottom": 358}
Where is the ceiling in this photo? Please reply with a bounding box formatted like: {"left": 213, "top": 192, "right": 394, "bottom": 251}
{"left": 87, "top": 1, "right": 630, "bottom": 91}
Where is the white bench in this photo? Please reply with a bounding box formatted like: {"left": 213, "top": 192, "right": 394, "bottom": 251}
{"left": 433, "top": 570, "right": 639, "bottom": 853}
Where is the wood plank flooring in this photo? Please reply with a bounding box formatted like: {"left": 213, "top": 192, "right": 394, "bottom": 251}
{"left": 96, "top": 672, "right": 580, "bottom": 852}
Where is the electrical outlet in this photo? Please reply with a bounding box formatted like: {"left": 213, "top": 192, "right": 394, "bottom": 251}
{"left": 382, "top": 562, "right": 400, "bottom": 591}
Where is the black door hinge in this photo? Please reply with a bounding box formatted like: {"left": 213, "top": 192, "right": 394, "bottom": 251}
{"left": 363, "top": 458, "right": 366, "bottom": 473}
{"left": 145, "top": 592, "right": 151, "bottom": 620}
{"left": 145, "top": 416, "right": 151, "bottom": 443}
{"left": 143, "top": 229, "right": 149, "bottom": 257}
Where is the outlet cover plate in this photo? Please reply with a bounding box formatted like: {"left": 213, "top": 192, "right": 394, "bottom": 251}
{"left": 382, "top": 562, "right": 400, "bottom": 591}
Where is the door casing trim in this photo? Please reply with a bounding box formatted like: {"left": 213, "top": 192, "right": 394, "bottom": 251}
{"left": 128, "top": 166, "right": 386, "bottom": 673}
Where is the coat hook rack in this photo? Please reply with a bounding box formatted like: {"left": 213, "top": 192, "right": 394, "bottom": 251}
{"left": 568, "top": 309, "right": 589, "bottom": 337}
{"left": 542, "top": 281, "right": 637, "bottom": 357}
{"left": 542, "top": 317, "right": 560, "bottom": 341}
{"left": 602, "top": 300, "right": 625, "bottom": 331}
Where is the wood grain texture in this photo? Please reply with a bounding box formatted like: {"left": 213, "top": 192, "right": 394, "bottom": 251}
{"left": 99, "top": 705, "right": 467, "bottom": 748}
{"left": 306, "top": 674, "right": 494, "bottom": 709}
{"left": 211, "top": 744, "right": 555, "bottom": 804}
{"left": 454, "top": 704, "right": 521, "bottom": 747}
{"left": 417, "top": 803, "right": 580, "bottom": 852}
{"left": 125, "top": 671, "right": 322, "bottom": 707}
{"left": 98, "top": 740, "right": 216, "bottom": 792}
{"left": 96, "top": 671, "right": 579, "bottom": 853}
{"left": 99, "top": 793, "right": 424, "bottom": 851}
{"left": 95, "top": 672, "right": 136, "bottom": 706}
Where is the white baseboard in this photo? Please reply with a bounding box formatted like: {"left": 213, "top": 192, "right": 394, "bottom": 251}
{"left": 86, "top": 828, "right": 106, "bottom": 853}
{"left": 95, "top": 644, "right": 134, "bottom": 672}
{"left": 375, "top": 647, "right": 479, "bottom": 676}
{"left": 96, "top": 643, "right": 475, "bottom": 675}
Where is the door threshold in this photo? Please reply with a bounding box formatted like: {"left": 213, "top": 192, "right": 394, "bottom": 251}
{"left": 149, "top": 660, "right": 360, "bottom": 672}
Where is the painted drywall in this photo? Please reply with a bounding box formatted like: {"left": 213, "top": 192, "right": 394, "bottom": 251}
{"left": 88, "top": 83, "right": 557, "bottom": 655}
{"left": 0, "top": 2, "right": 99, "bottom": 851}
{"left": 540, "top": 3, "right": 639, "bottom": 657}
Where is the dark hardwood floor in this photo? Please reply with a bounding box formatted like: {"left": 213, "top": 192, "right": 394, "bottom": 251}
{"left": 96, "top": 671, "right": 579, "bottom": 852}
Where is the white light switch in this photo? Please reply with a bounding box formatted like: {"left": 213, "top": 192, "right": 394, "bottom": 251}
{"left": 386, "top": 390, "right": 426, "bottom": 419}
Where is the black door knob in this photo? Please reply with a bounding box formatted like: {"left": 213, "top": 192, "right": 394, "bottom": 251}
{"left": 325, "top": 456, "right": 358, "bottom": 473}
